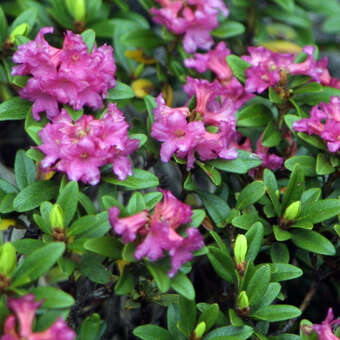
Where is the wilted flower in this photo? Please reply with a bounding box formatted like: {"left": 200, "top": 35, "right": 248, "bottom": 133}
{"left": 1, "top": 294, "right": 75, "bottom": 340}
{"left": 38, "top": 104, "right": 139, "bottom": 185}
{"left": 150, "top": 0, "right": 228, "bottom": 53}
{"left": 109, "top": 190, "right": 204, "bottom": 277}
{"left": 12, "top": 27, "right": 116, "bottom": 120}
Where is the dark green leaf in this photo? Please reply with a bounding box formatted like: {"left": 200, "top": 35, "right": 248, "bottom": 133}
{"left": 285, "top": 156, "right": 316, "bottom": 177}
{"left": 0, "top": 97, "right": 31, "bottom": 121}
{"left": 282, "top": 165, "right": 304, "bottom": 210}
{"left": 236, "top": 181, "right": 266, "bottom": 210}
{"left": 203, "top": 325, "right": 254, "bottom": 340}
{"left": 84, "top": 237, "right": 122, "bottom": 259}
{"left": 207, "top": 246, "right": 235, "bottom": 283}
{"left": 270, "top": 263, "right": 303, "bottom": 282}
{"left": 237, "top": 104, "right": 272, "bottom": 127}
{"left": 107, "top": 81, "right": 135, "bottom": 100}
{"left": 14, "top": 149, "right": 36, "bottom": 190}
{"left": 133, "top": 325, "right": 172, "bottom": 340}
{"left": 146, "top": 262, "right": 170, "bottom": 293}
{"left": 251, "top": 305, "right": 301, "bottom": 321}
{"left": 226, "top": 55, "right": 250, "bottom": 82}
{"left": 247, "top": 265, "right": 271, "bottom": 306}
{"left": 178, "top": 296, "right": 196, "bottom": 337}
{"left": 170, "top": 272, "right": 195, "bottom": 300}
{"left": 122, "top": 29, "right": 163, "bottom": 49}
{"left": 56, "top": 181, "right": 79, "bottom": 226}
{"left": 212, "top": 20, "right": 245, "bottom": 38}
{"left": 30, "top": 286, "right": 74, "bottom": 308}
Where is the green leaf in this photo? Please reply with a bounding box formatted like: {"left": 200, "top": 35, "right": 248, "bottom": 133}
{"left": 81, "top": 29, "right": 96, "bottom": 52}
{"left": 146, "top": 262, "right": 170, "bottom": 293}
{"left": 198, "top": 304, "right": 219, "bottom": 332}
{"left": 226, "top": 55, "right": 250, "bottom": 82}
{"left": 263, "top": 169, "right": 281, "bottom": 216}
{"left": 212, "top": 20, "right": 245, "bottom": 38}
{"left": 122, "top": 29, "right": 163, "bottom": 49}
{"left": 237, "top": 104, "right": 272, "bottom": 127}
{"left": 0, "top": 6, "right": 8, "bottom": 43}
{"left": 79, "top": 255, "right": 111, "bottom": 284}
{"left": 133, "top": 325, "right": 172, "bottom": 340}
{"left": 207, "top": 246, "right": 235, "bottom": 283}
{"left": 270, "top": 263, "right": 303, "bottom": 282}
{"left": 84, "top": 237, "right": 122, "bottom": 259}
{"left": 203, "top": 325, "right": 254, "bottom": 340}
{"left": 56, "top": 181, "right": 78, "bottom": 226}
{"left": 316, "top": 153, "right": 335, "bottom": 175}
{"left": 9, "top": 8, "right": 37, "bottom": 35}
{"left": 191, "top": 209, "right": 206, "bottom": 227}
{"left": 272, "top": 0, "right": 295, "bottom": 12}
{"left": 245, "top": 222, "right": 264, "bottom": 262}
{"left": 291, "top": 230, "right": 336, "bottom": 255}
{"left": 13, "top": 181, "right": 58, "bottom": 212}
{"left": 253, "top": 282, "right": 281, "bottom": 310}
{"left": 236, "top": 181, "right": 266, "bottom": 210}
{"left": 197, "top": 162, "right": 222, "bottom": 186}
{"left": 170, "top": 272, "right": 195, "bottom": 300}
{"left": 106, "top": 81, "right": 135, "bottom": 100}
{"left": 12, "top": 242, "right": 65, "bottom": 286}
{"left": 251, "top": 305, "right": 301, "bottom": 322}
{"left": 294, "top": 86, "right": 340, "bottom": 106}
{"left": 178, "top": 296, "right": 196, "bottom": 337}
{"left": 297, "top": 199, "right": 340, "bottom": 224}
{"left": 297, "top": 132, "right": 327, "bottom": 151}
{"left": 30, "top": 286, "right": 74, "bottom": 308}
{"left": 246, "top": 264, "right": 271, "bottom": 306}
{"left": 144, "top": 191, "right": 163, "bottom": 210}
{"left": 0, "top": 97, "right": 31, "bottom": 121}
{"left": 127, "top": 192, "right": 146, "bottom": 215}
{"left": 199, "top": 192, "right": 229, "bottom": 227}
{"left": 273, "top": 225, "right": 292, "bottom": 241}
{"left": 26, "top": 148, "right": 44, "bottom": 162}
{"left": 270, "top": 243, "right": 290, "bottom": 263}
{"left": 12, "top": 238, "right": 44, "bottom": 255}
{"left": 103, "top": 169, "right": 159, "bottom": 190}
{"left": 282, "top": 165, "right": 304, "bottom": 210}
{"left": 115, "top": 267, "right": 136, "bottom": 294}
{"left": 293, "top": 82, "right": 322, "bottom": 95}
{"left": 209, "top": 151, "right": 262, "bottom": 174}
{"left": 262, "top": 121, "right": 282, "bottom": 147}
{"left": 14, "top": 149, "right": 36, "bottom": 190}
{"left": 285, "top": 156, "right": 316, "bottom": 177}
{"left": 79, "top": 314, "right": 106, "bottom": 340}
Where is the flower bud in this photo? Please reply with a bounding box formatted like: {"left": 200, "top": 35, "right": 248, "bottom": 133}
{"left": 237, "top": 291, "right": 250, "bottom": 311}
{"left": 283, "top": 201, "right": 301, "bottom": 221}
{"left": 65, "top": 0, "right": 86, "bottom": 22}
{"left": 193, "top": 321, "right": 206, "bottom": 339}
{"left": 0, "top": 243, "right": 17, "bottom": 277}
{"left": 234, "top": 234, "right": 247, "bottom": 265}
{"left": 9, "top": 23, "right": 29, "bottom": 43}
{"left": 50, "top": 204, "right": 64, "bottom": 229}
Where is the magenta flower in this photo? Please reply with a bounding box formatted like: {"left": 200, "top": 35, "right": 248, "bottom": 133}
{"left": 151, "top": 109, "right": 205, "bottom": 168}
{"left": 12, "top": 27, "right": 116, "bottom": 120}
{"left": 242, "top": 46, "right": 294, "bottom": 93}
{"left": 150, "top": 0, "right": 228, "bottom": 53}
{"left": 310, "top": 308, "right": 340, "bottom": 340}
{"left": 255, "top": 136, "right": 283, "bottom": 171}
{"left": 38, "top": 105, "right": 138, "bottom": 185}
{"left": 1, "top": 294, "right": 75, "bottom": 340}
{"left": 184, "top": 42, "right": 233, "bottom": 80}
{"left": 293, "top": 96, "right": 340, "bottom": 152}
{"left": 109, "top": 190, "right": 204, "bottom": 277}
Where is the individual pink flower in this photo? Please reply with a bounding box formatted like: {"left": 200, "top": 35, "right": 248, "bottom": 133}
{"left": 293, "top": 96, "right": 340, "bottom": 152}
{"left": 109, "top": 190, "right": 204, "bottom": 277}
{"left": 12, "top": 27, "right": 116, "bottom": 120}
{"left": 303, "top": 308, "right": 340, "bottom": 340}
{"left": 184, "top": 42, "right": 233, "bottom": 80}
{"left": 1, "top": 294, "right": 75, "bottom": 340}
{"left": 151, "top": 109, "right": 205, "bottom": 168}
{"left": 150, "top": 0, "right": 228, "bottom": 53}
{"left": 38, "top": 105, "right": 138, "bottom": 185}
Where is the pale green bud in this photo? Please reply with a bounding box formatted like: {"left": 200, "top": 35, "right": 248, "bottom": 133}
{"left": 0, "top": 243, "right": 17, "bottom": 277}
{"left": 50, "top": 204, "right": 64, "bottom": 229}
{"left": 9, "top": 23, "right": 29, "bottom": 42}
{"left": 193, "top": 322, "right": 206, "bottom": 339}
{"left": 234, "top": 234, "right": 247, "bottom": 265}
{"left": 283, "top": 201, "right": 301, "bottom": 221}
{"left": 65, "top": 0, "right": 86, "bottom": 22}
{"left": 237, "top": 291, "right": 250, "bottom": 310}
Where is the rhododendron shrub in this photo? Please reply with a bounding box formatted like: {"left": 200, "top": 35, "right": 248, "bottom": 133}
{"left": 1, "top": 1, "right": 340, "bottom": 339}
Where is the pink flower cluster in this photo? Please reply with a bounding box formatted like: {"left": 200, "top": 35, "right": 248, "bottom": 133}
{"left": 242, "top": 46, "right": 340, "bottom": 94}
{"left": 1, "top": 294, "right": 75, "bottom": 340}
{"left": 109, "top": 190, "right": 204, "bottom": 277}
{"left": 38, "top": 104, "right": 139, "bottom": 185}
{"left": 293, "top": 96, "right": 340, "bottom": 152}
{"left": 12, "top": 27, "right": 116, "bottom": 121}
{"left": 151, "top": 73, "right": 254, "bottom": 169}
{"left": 150, "top": 0, "right": 228, "bottom": 53}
